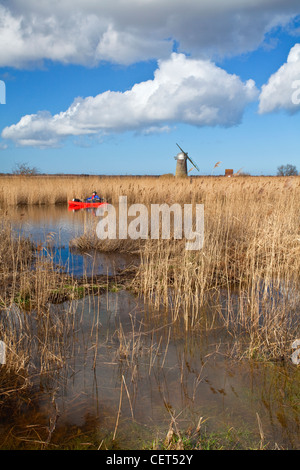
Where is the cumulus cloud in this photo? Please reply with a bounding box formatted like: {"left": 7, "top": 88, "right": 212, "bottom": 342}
{"left": 259, "top": 43, "right": 300, "bottom": 114}
{"left": 0, "top": 1, "right": 299, "bottom": 67}
{"left": 1, "top": 54, "right": 258, "bottom": 147}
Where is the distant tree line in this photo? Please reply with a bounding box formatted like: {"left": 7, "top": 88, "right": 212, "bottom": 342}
{"left": 6, "top": 161, "right": 299, "bottom": 177}
{"left": 12, "top": 162, "right": 40, "bottom": 175}
{"left": 277, "top": 164, "right": 298, "bottom": 176}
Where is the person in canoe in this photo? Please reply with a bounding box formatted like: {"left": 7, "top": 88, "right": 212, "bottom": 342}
{"left": 85, "top": 191, "right": 102, "bottom": 202}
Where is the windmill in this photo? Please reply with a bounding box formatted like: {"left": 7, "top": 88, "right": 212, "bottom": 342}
{"left": 174, "top": 144, "right": 200, "bottom": 177}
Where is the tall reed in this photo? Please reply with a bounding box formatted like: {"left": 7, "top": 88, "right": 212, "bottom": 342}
{"left": 133, "top": 176, "right": 300, "bottom": 359}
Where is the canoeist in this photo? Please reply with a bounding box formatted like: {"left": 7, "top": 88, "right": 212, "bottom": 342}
{"left": 85, "top": 191, "right": 101, "bottom": 202}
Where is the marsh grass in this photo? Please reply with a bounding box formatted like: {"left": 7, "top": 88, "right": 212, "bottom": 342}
{"left": 0, "top": 216, "right": 71, "bottom": 311}
{"left": 0, "top": 212, "right": 100, "bottom": 397}
{"left": 61, "top": 174, "right": 300, "bottom": 360}
{"left": 151, "top": 418, "right": 268, "bottom": 450}
{"left": 136, "top": 177, "right": 300, "bottom": 359}
{"left": 1, "top": 174, "right": 300, "bottom": 362}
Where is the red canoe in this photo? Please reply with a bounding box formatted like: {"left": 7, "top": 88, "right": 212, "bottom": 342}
{"left": 68, "top": 200, "right": 107, "bottom": 210}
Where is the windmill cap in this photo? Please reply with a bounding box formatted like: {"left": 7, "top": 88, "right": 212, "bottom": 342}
{"left": 176, "top": 152, "right": 186, "bottom": 160}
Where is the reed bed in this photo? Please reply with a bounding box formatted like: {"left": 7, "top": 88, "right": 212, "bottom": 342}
{"left": 0, "top": 214, "right": 76, "bottom": 399}
{"left": 1, "top": 174, "right": 300, "bottom": 361}
{"left": 65, "top": 174, "right": 300, "bottom": 360}
{"left": 0, "top": 216, "right": 71, "bottom": 310}
{"left": 0, "top": 174, "right": 169, "bottom": 207}
{"left": 1, "top": 172, "right": 299, "bottom": 207}
{"left": 0, "top": 171, "right": 299, "bottom": 447}
{"left": 135, "top": 177, "right": 300, "bottom": 359}
{"left": 0, "top": 174, "right": 101, "bottom": 206}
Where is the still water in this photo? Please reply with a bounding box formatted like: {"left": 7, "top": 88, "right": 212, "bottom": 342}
{"left": 1, "top": 205, "right": 299, "bottom": 449}
{"left": 9, "top": 204, "right": 135, "bottom": 277}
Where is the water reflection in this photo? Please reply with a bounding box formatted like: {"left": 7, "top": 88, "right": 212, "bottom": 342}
{"left": 9, "top": 205, "right": 136, "bottom": 277}
{"left": 1, "top": 290, "right": 299, "bottom": 450}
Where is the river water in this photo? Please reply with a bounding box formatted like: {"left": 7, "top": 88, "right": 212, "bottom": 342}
{"left": 1, "top": 205, "right": 299, "bottom": 450}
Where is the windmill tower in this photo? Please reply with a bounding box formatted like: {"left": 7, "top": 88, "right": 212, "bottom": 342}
{"left": 174, "top": 144, "right": 200, "bottom": 177}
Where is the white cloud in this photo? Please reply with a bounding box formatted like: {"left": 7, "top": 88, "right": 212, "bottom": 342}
{"left": 1, "top": 53, "right": 258, "bottom": 147}
{"left": 259, "top": 43, "right": 300, "bottom": 114}
{"left": 0, "top": 1, "right": 299, "bottom": 67}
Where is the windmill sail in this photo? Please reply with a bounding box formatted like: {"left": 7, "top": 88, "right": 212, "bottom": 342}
{"left": 186, "top": 155, "right": 200, "bottom": 172}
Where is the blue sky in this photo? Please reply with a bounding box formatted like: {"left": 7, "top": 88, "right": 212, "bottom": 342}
{"left": 0, "top": 1, "right": 300, "bottom": 176}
